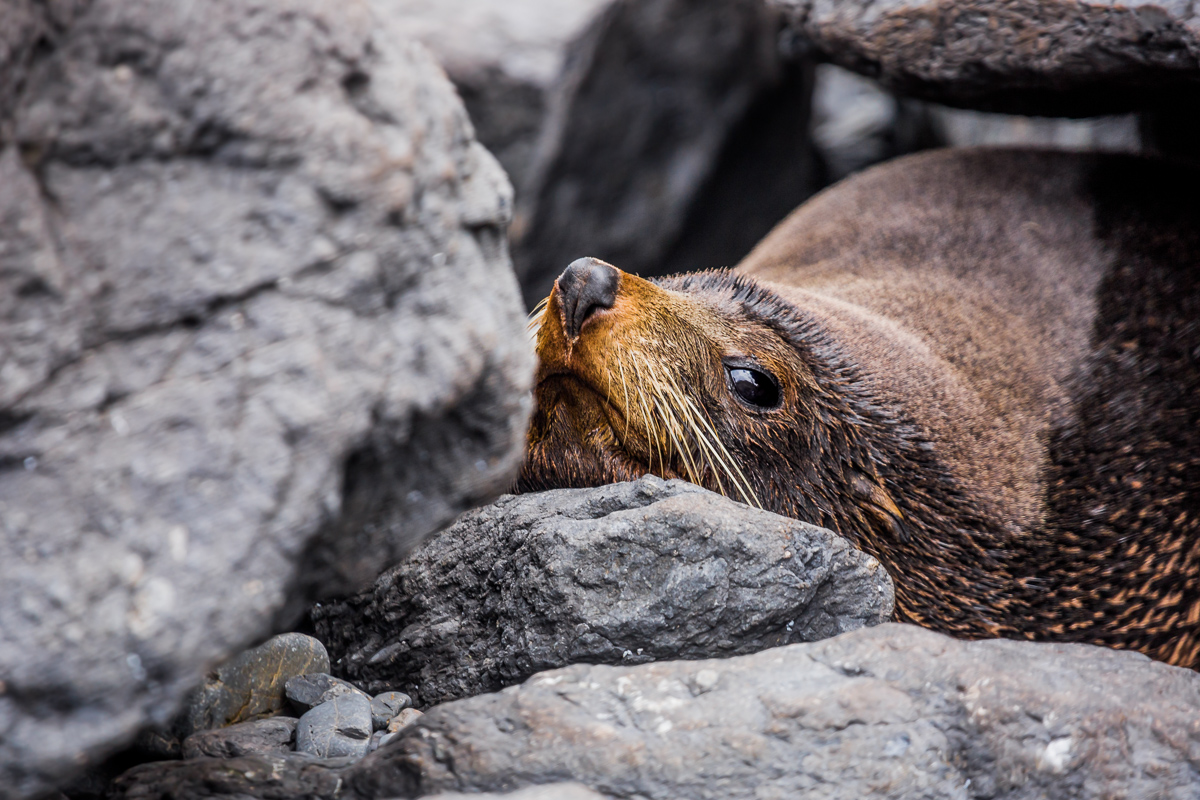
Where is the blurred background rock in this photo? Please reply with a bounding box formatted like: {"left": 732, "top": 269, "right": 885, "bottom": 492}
{"left": 387, "top": 0, "right": 1194, "bottom": 307}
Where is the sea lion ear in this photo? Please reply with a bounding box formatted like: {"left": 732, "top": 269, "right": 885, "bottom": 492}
{"left": 851, "top": 471, "right": 909, "bottom": 542}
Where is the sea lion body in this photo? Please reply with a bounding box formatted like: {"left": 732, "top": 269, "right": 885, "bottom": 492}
{"left": 519, "top": 148, "right": 1200, "bottom": 666}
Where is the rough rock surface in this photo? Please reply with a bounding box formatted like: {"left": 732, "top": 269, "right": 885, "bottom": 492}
{"left": 109, "top": 753, "right": 360, "bottom": 800}
{"left": 773, "top": 0, "right": 1200, "bottom": 116}
{"left": 181, "top": 717, "right": 298, "bottom": 760}
{"left": 313, "top": 476, "right": 893, "bottom": 707}
{"left": 0, "top": 0, "right": 532, "bottom": 796}
{"left": 342, "top": 624, "right": 1200, "bottom": 799}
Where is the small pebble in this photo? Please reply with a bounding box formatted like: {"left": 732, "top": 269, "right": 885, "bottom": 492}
{"left": 386, "top": 707, "right": 424, "bottom": 734}
{"left": 370, "top": 691, "right": 413, "bottom": 731}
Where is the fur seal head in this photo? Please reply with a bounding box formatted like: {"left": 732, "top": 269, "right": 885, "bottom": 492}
{"left": 519, "top": 258, "right": 1001, "bottom": 639}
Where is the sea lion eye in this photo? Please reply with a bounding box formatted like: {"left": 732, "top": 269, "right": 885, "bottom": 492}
{"left": 726, "top": 365, "right": 780, "bottom": 409}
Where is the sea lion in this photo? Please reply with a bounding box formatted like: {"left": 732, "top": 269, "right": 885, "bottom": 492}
{"left": 518, "top": 147, "right": 1200, "bottom": 667}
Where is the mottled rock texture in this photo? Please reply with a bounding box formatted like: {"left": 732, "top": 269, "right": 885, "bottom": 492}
{"left": 313, "top": 477, "right": 893, "bottom": 707}
{"left": 773, "top": 0, "right": 1200, "bottom": 116}
{"left": 344, "top": 624, "right": 1200, "bottom": 799}
{"left": 0, "top": 0, "right": 532, "bottom": 796}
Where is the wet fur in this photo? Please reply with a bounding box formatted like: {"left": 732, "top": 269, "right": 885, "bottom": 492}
{"left": 520, "top": 148, "right": 1200, "bottom": 667}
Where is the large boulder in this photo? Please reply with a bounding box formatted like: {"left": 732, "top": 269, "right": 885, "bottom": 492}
{"left": 0, "top": 0, "right": 532, "bottom": 796}
{"left": 313, "top": 477, "right": 893, "bottom": 707}
{"left": 773, "top": 0, "right": 1200, "bottom": 116}
{"left": 345, "top": 624, "right": 1200, "bottom": 799}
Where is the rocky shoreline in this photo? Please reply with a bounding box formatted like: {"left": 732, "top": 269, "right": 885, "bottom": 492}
{"left": 3, "top": 0, "right": 1199, "bottom": 798}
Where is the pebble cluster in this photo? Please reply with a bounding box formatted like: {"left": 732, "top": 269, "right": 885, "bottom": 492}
{"left": 175, "top": 633, "right": 422, "bottom": 765}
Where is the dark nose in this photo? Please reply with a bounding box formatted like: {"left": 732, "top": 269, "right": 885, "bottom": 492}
{"left": 554, "top": 257, "right": 619, "bottom": 339}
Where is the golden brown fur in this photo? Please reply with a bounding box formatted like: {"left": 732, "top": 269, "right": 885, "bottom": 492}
{"left": 519, "top": 148, "right": 1200, "bottom": 667}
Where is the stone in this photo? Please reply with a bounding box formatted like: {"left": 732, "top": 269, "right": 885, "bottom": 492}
{"left": 313, "top": 476, "right": 893, "bottom": 706}
{"left": 179, "top": 634, "right": 329, "bottom": 740}
{"left": 109, "top": 753, "right": 357, "bottom": 799}
{"left": 379, "top": 0, "right": 827, "bottom": 304}
{"left": 423, "top": 787, "right": 608, "bottom": 800}
{"left": 773, "top": 0, "right": 1200, "bottom": 116}
{"left": 181, "top": 717, "right": 298, "bottom": 760}
{"left": 370, "top": 692, "right": 413, "bottom": 730}
{"left": 285, "top": 673, "right": 368, "bottom": 713}
{"left": 386, "top": 709, "right": 424, "bottom": 735}
{"left": 296, "top": 693, "right": 374, "bottom": 760}
{"left": 369, "top": 0, "right": 611, "bottom": 186}
{"left": 344, "top": 624, "right": 1200, "bottom": 799}
{"left": 509, "top": 0, "right": 790, "bottom": 304}
{"left": 0, "top": 0, "right": 532, "bottom": 796}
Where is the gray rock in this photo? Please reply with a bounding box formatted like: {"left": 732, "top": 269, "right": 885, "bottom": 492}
{"left": 510, "top": 0, "right": 788, "bottom": 303}
{"left": 179, "top": 634, "right": 329, "bottom": 740}
{"left": 423, "top": 786, "right": 608, "bottom": 800}
{"left": 296, "top": 693, "right": 374, "bottom": 760}
{"left": 181, "top": 717, "right": 298, "bottom": 760}
{"left": 370, "top": 0, "right": 611, "bottom": 186}
{"left": 286, "top": 673, "right": 368, "bottom": 713}
{"left": 109, "top": 753, "right": 358, "bottom": 799}
{"left": 346, "top": 624, "right": 1200, "bottom": 799}
{"left": 313, "top": 476, "right": 893, "bottom": 706}
{"left": 0, "top": 0, "right": 532, "bottom": 796}
{"left": 381, "top": 0, "right": 823, "bottom": 304}
{"left": 774, "top": 0, "right": 1200, "bottom": 116}
{"left": 370, "top": 691, "right": 413, "bottom": 730}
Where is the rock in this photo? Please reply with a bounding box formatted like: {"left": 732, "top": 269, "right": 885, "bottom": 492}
{"left": 773, "top": 0, "right": 1200, "bottom": 116}
{"left": 181, "top": 717, "right": 298, "bottom": 760}
{"left": 313, "top": 476, "right": 893, "bottom": 706}
{"left": 423, "top": 786, "right": 608, "bottom": 800}
{"left": 285, "top": 673, "right": 368, "bottom": 713}
{"left": 370, "top": 0, "right": 611, "bottom": 186}
{"left": 0, "top": 0, "right": 532, "bottom": 796}
{"left": 370, "top": 692, "right": 413, "bottom": 730}
{"left": 109, "top": 753, "right": 358, "bottom": 799}
{"left": 344, "top": 624, "right": 1200, "bottom": 799}
{"left": 179, "top": 634, "right": 328, "bottom": 739}
{"left": 386, "top": 709, "right": 424, "bottom": 735}
{"left": 296, "top": 693, "right": 374, "bottom": 760}
{"left": 510, "top": 0, "right": 791, "bottom": 303}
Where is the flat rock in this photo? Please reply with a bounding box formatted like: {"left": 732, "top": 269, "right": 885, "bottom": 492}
{"left": 313, "top": 476, "right": 893, "bottom": 706}
{"left": 109, "top": 753, "right": 358, "bottom": 799}
{"left": 0, "top": 0, "right": 532, "bottom": 795}
{"left": 343, "top": 624, "right": 1200, "bottom": 799}
{"left": 296, "top": 693, "right": 374, "bottom": 760}
{"left": 181, "top": 717, "right": 298, "bottom": 760}
{"left": 286, "top": 673, "right": 367, "bottom": 713}
{"left": 179, "top": 634, "right": 328, "bottom": 739}
{"left": 773, "top": 0, "right": 1200, "bottom": 116}
{"left": 423, "top": 786, "right": 607, "bottom": 800}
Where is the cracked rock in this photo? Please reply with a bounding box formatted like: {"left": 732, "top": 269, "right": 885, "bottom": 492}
{"left": 0, "top": 0, "right": 532, "bottom": 796}
{"left": 313, "top": 476, "right": 893, "bottom": 707}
